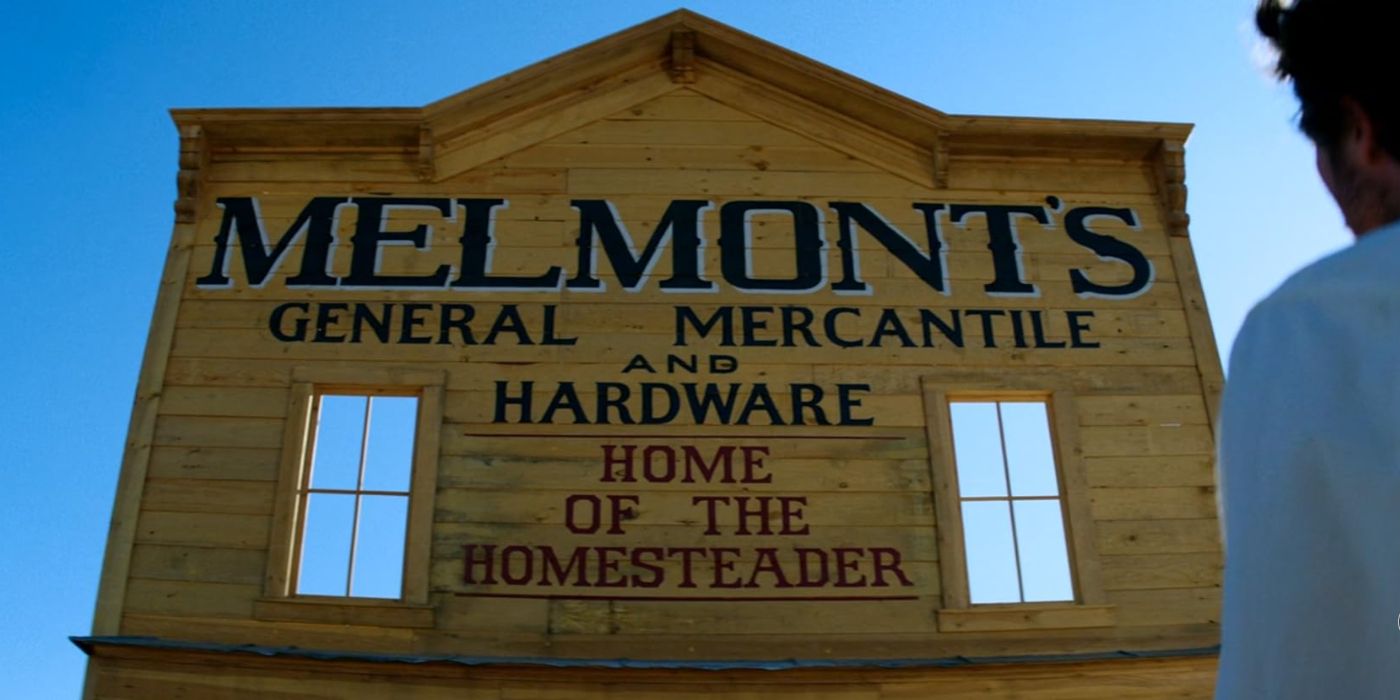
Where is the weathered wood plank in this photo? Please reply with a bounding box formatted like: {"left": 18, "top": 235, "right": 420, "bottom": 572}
{"left": 166, "top": 327, "right": 1197, "bottom": 367}
{"left": 145, "top": 445, "right": 281, "bottom": 482}
{"left": 128, "top": 543, "right": 267, "bottom": 586}
{"left": 1075, "top": 395, "right": 1208, "bottom": 427}
{"left": 1108, "top": 587, "right": 1221, "bottom": 628}
{"left": 501, "top": 143, "right": 873, "bottom": 172}
{"left": 1100, "top": 553, "right": 1223, "bottom": 591}
{"left": 142, "top": 478, "right": 276, "bottom": 515}
{"left": 431, "top": 522, "right": 939, "bottom": 561}
{"left": 159, "top": 386, "right": 289, "bottom": 418}
{"left": 1083, "top": 455, "right": 1216, "bottom": 488}
{"left": 433, "top": 489, "right": 934, "bottom": 527}
{"left": 124, "top": 578, "right": 260, "bottom": 618}
{"left": 1079, "top": 425, "right": 1215, "bottom": 457}
{"left": 436, "top": 455, "right": 932, "bottom": 493}
{"left": 1095, "top": 519, "right": 1220, "bottom": 555}
{"left": 1090, "top": 487, "right": 1217, "bottom": 521}
{"left": 152, "top": 415, "right": 285, "bottom": 450}
{"left": 135, "top": 510, "right": 271, "bottom": 550}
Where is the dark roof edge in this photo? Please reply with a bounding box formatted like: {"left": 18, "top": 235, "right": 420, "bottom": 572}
{"left": 72, "top": 635, "right": 1218, "bottom": 671}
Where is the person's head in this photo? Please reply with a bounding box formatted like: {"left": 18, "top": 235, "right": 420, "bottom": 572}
{"left": 1257, "top": 0, "right": 1400, "bottom": 236}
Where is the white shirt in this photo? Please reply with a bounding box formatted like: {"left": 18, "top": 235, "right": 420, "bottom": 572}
{"left": 1217, "top": 220, "right": 1400, "bottom": 698}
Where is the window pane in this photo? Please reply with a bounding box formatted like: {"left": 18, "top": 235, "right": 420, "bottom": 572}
{"left": 298, "top": 493, "right": 354, "bottom": 595}
{"left": 363, "top": 396, "right": 417, "bottom": 492}
{"left": 962, "top": 501, "right": 1021, "bottom": 603}
{"left": 351, "top": 495, "right": 408, "bottom": 598}
{"left": 310, "top": 395, "right": 367, "bottom": 490}
{"left": 1015, "top": 500, "right": 1074, "bottom": 602}
{"left": 950, "top": 402, "right": 1007, "bottom": 498}
{"left": 1001, "top": 402, "right": 1059, "bottom": 497}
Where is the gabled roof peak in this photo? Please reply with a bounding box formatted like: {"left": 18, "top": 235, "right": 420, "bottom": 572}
{"left": 171, "top": 8, "right": 1190, "bottom": 185}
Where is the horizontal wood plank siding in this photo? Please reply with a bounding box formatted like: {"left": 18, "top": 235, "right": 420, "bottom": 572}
{"left": 110, "top": 78, "right": 1219, "bottom": 686}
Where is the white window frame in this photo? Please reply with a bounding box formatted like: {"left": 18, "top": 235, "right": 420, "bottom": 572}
{"left": 263, "top": 367, "right": 444, "bottom": 611}
{"left": 920, "top": 373, "right": 1113, "bottom": 632}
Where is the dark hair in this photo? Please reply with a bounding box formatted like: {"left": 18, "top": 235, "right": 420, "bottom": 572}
{"left": 1257, "top": 0, "right": 1400, "bottom": 160}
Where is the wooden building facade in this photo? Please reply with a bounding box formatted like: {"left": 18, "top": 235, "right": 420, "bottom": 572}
{"left": 79, "top": 10, "right": 1224, "bottom": 698}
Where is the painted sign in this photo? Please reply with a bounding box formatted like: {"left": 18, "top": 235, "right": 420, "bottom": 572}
{"left": 192, "top": 191, "right": 1157, "bottom": 603}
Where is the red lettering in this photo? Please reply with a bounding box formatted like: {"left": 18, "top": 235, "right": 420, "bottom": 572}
{"left": 746, "top": 547, "right": 792, "bottom": 588}
{"left": 538, "top": 545, "right": 590, "bottom": 586}
{"left": 630, "top": 547, "right": 665, "bottom": 588}
{"left": 870, "top": 547, "right": 914, "bottom": 587}
{"left": 463, "top": 544, "right": 496, "bottom": 584}
{"left": 795, "top": 547, "right": 829, "bottom": 587}
{"left": 594, "top": 546, "right": 627, "bottom": 587}
{"left": 642, "top": 445, "right": 676, "bottom": 481}
{"left": 691, "top": 496, "right": 729, "bottom": 535}
{"left": 600, "top": 444, "right": 635, "bottom": 482}
{"left": 669, "top": 547, "right": 707, "bottom": 588}
{"left": 711, "top": 547, "right": 743, "bottom": 588}
{"left": 682, "top": 445, "right": 735, "bottom": 482}
{"left": 499, "top": 545, "right": 534, "bottom": 585}
{"left": 777, "top": 496, "right": 809, "bottom": 535}
{"left": 734, "top": 496, "right": 772, "bottom": 535}
{"left": 565, "top": 494, "right": 602, "bottom": 534}
{"left": 833, "top": 547, "right": 867, "bottom": 587}
{"left": 605, "top": 494, "right": 640, "bottom": 535}
{"left": 740, "top": 446, "right": 772, "bottom": 483}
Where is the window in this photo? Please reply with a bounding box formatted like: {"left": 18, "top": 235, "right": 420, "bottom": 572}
{"left": 921, "top": 375, "right": 1112, "bottom": 632}
{"left": 950, "top": 400, "right": 1072, "bottom": 604}
{"left": 264, "top": 368, "right": 443, "bottom": 611}
{"left": 296, "top": 394, "right": 418, "bottom": 598}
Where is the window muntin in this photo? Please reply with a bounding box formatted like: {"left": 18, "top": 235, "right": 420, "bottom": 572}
{"left": 295, "top": 393, "right": 419, "bottom": 599}
{"left": 950, "top": 400, "right": 1074, "bottom": 604}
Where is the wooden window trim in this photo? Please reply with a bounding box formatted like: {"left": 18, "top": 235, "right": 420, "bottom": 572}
{"left": 263, "top": 366, "right": 445, "bottom": 622}
{"left": 920, "top": 373, "right": 1111, "bottom": 632}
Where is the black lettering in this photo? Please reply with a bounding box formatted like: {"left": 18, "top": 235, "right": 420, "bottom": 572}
{"left": 824, "top": 307, "right": 863, "bottom": 348}
{"left": 675, "top": 306, "right": 734, "bottom": 346}
{"left": 312, "top": 303, "right": 349, "bottom": 343}
{"left": 1065, "top": 206, "right": 1154, "bottom": 298}
{"left": 350, "top": 303, "right": 392, "bottom": 343}
{"left": 494, "top": 381, "right": 533, "bottom": 423}
{"left": 398, "top": 303, "right": 432, "bottom": 344}
{"left": 740, "top": 306, "right": 778, "bottom": 346}
{"left": 541, "top": 304, "right": 577, "bottom": 345}
{"left": 682, "top": 383, "right": 741, "bottom": 424}
{"left": 539, "top": 382, "right": 589, "bottom": 424}
{"left": 719, "top": 201, "right": 824, "bottom": 292}
{"left": 870, "top": 308, "right": 916, "bottom": 347}
{"left": 735, "top": 384, "right": 786, "bottom": 425}
{"left": 641, "top": 383, "right": 680, "bottom": 424}
{"left": 453, "top": 198, "right": 563, "bottom": 289}
{"left": 1068, "top": 310, "right": 1100, "bottom": 348}
{"left": 964, "top": 309, "right": 1005, "bottom": 348}
{"left": 483, "top": 304, "right": 533, "bottom": 345}
{"left": 344, "top": 198, "right": 452, "bottom": 287}
{"left": 437, "top": 304, "right": 476, "bottom": 345}
{"left": 568, "top": 199, "right": 714, "bottom": 291}
{"left": 268, "top": 302, "right": 309, "bottom": 341}
{"left": 838, "top": 384, "right": 875, "bottom": 426}
{"left": 949, "top": 203, "right": 1050, "bottom": 296}
{"left": 197, "top": 196, "right": 346, "bottom": 288}
{"left": 919, "top": 309, "right": 964, "bottom": 348}
{"left": 830, "top": 202, "right": 947, "bottom": 294}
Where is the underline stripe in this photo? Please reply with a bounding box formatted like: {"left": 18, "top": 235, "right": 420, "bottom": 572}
{"left": 454, "top": 592, "right": 919, "bottom": 602}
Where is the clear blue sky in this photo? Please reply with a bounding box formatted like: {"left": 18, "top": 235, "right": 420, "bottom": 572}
{"left": 0, "top": 1, "right": 1346, "bottom": 696}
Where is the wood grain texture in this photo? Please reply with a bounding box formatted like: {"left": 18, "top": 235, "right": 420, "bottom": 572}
{"left": 99, "top": 13, "right": 1221, "bottom": 691}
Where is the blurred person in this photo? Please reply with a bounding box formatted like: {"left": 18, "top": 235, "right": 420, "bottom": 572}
{"left": 1218, "top": 1, "right": 1400, "bottom": 697}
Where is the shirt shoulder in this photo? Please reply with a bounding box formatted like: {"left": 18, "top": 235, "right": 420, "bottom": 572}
{"left": 1265, "top": 223, "right": 1400, "bottom": 309}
